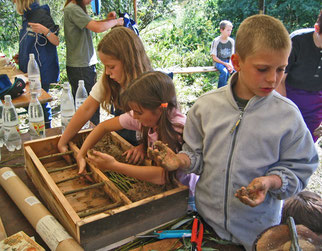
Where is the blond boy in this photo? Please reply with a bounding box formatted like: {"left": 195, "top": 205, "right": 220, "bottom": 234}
{"left": 210, "top": 20, "right": 235, "bottom": 88}
{"left": 149, "top": 15, "right": 318, "bottom": 250}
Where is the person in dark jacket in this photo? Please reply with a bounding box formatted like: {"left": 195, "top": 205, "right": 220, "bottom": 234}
{"left": 277, "top": 10, "right": 322, "bottom": 142}
{"left": 12, "top": 0, "right": 60, "bottom": 128}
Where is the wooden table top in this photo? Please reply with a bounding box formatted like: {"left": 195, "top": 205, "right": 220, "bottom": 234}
{"left": 0, "top": 65, "right": 53, "bottom": 108}
{"left": 11, "top": 81, "right": 53, "bottom": 108}
{"left": 0, "top": 127, "right": 63, "bottom": 249}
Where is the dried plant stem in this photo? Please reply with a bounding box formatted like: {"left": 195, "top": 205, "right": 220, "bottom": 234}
{"left": 39, "top": 151, "right": 73, "bottom": 160}
{"left": 63, "top": 181, "right": 105, "bottom": 196}
{"left": 77, "top": 201, "right": 123, "bottom": 218}
{"left": 55, "top": 172, "right": 93, "bottom": 184}
{"left": 47, "top": 163, "right": 78, "bottom": 173}
{"left": 0, "top": 153, "right": 24, "bottom": 164}
{"left": 0, "top": 163, "right": 24, "bottom": 168}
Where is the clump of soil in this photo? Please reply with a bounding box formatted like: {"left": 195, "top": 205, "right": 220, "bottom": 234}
{"left": 85, "top": 133, "right": 177, "bottom": 202}
{"left": 92, "top": 133, "right": 127, "bottom": 163}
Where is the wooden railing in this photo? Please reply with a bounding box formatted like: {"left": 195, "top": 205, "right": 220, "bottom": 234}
{"left": 167, "top": 66, "right": 218, "bottom": 74}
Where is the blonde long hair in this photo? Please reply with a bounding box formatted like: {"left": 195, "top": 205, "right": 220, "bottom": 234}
{"left": 13, "top": 0, "right": 36, "bottom": 15}
{"left": 97, "top": 27, "right": 153, "bottom": 111}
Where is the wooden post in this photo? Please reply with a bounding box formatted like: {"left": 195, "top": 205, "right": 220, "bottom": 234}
{"left": 0, "top": 217, "right": 7, "bottom": 241}
{"left": 259, "top": 0, "right": 265, "bottom": 14}
{"left": 133, "top": 0, "right": 137, "bottom": 23}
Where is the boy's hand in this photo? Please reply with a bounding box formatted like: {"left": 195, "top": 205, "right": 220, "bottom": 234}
{"left": 87, "top": 150, "right": 117, "bottom": 170}
{"left": 235, "top": 177, "right": 270, "bottom": 207}
{"left": 147, "top": 141, "right": 180, "bottom": 171}
{"left": 225, "top": 63, "right": 234, "bottom": 73}
{"left": 122, "top": 144, "right": 145, "bottom": 164}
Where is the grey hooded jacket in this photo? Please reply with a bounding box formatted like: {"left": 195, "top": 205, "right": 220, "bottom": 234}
{"left": 181, "top": 73, "right": 318, "bottom": 250}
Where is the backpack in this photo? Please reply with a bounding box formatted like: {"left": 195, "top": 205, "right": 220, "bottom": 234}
{"left": 120, "top": 12, "right": 139, "bottom": 36}
{"left": 0, "top": 74, "right": 26, "bottom": 100}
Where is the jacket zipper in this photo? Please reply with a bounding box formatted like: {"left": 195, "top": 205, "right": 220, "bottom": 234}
{"left": 224, "top": 110, "right": 244, "bottom": 232}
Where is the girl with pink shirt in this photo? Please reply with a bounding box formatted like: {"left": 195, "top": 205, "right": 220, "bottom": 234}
{"left": 77, "top": 71, "right": 198, "bottom": 197}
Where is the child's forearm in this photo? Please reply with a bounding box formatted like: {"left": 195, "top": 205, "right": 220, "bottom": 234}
{"left": 267, "top": 174, "right": 282, "bottom": 190}
{"left": 79, "top": 117, "right": 123, "bottom": 157}
{"left": 87, "top": 18, "right": 122, "bottom": 33}
{"left": 106, "top": 162, "right": 166, "bottom": 185}
{"left": 79, "top": 124, "right": 108, "bottom": 157}
{"left": 177, "top": 153, "right": 191, "bottom": 170}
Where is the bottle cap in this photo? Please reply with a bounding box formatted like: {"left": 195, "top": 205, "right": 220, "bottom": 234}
{"left": 63, "top": 82, "right": 70, "bottom": 89}
{"left": 4, "top": 95, "right": 11, "bottom": 102}
{"left": 31, "top": 92, "right": 38, "bottom": 98}
{"left": 78, "top": 80, "right": 85, "bottom": 86}
{"left": 29, "top": 53, "right": 34, "bottom": 59}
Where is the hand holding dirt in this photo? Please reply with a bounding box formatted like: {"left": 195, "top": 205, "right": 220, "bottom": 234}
{"left": 147, "top": 141, "right": 181, "bottom": 171}
{"left": 235, "top": 177, "right": 269, "bottom": 207}
{"left": 122, "top": 144, "right": 145, "bottom": 165}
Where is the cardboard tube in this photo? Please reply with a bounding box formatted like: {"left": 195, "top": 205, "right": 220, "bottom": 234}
{"left": 0, "top": 167, "right": 84, "bottom": 251}
{"left": 0, "top": 217, "right": 7, "bottom": 241}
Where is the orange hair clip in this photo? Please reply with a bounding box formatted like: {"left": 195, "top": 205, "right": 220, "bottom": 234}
{"left": 160, "top": 103, "right": 168, "bottom": 108}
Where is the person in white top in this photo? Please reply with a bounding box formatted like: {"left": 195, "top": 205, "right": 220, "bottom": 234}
{"left": 78, "top": 71, "right": 198, "bottom": 197}
{"left": 63, "top": 0, "right": 123, "bottom": 125}
{"left": 58, "top": 27, "right": 153, "bottom": 162}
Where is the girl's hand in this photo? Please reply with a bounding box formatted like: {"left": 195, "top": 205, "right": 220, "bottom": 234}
{"left": 147, "top": 141, "right": 180, "bottom": 171}
{"left": 235, "top": 177, "right": 271, "bottom": 207}
{"left": 87, "top": 150, "right": 117, "bottom": 170}
{"left": 122, "top": 144, "right": 145, "bottom": 164}
{"left": 57, "top": 141, "right": 73, "bottom": 164}
{"left": 28, "top": 22, "right": 48, "bottom": 35}
{"left": 76, "top": 152, "right": 87, "bottom": 174}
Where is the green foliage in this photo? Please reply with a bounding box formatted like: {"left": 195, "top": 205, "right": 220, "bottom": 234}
{"left": 206, "top": 0, "right": 322, "bottom": 35}
{"left": 1, "top": 0, "right": 321, "bottom": 109}
{"left": 142, "top": 0, "right": 220, "bottom": 111}
{"left": 0, "top": 0, "right": 20, "bottom": 57}
{"left": 137, "top": 0, "right": 175, "bottom": 29}
{"left": 265, "top": 0, "right": 321, "bottom": 32}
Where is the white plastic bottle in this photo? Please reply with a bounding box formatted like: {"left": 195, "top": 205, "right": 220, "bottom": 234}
{"left": 0, "top": 100, "right": 4, "bottom": 147}
{"left": 28, "top": 92, "right": 46, "bottom": 139}
{"left": 61, "top": 82, "right": 75, "bottom": 131}
{"left": 3, "top": 95, "right": 22, "bottom": 151}
{"left": 75, "top": 80, "right": 90, "bottom": 130}
{"left": 27, "top": 53, "right": 42, "bottom": 96}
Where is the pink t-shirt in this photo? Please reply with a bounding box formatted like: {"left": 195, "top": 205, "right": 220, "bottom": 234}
{"left": 119, "top": 108, "right": 186, "bottom": 147}
{"left": 119, "top": 108, "right": 198, "bottom": 198}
